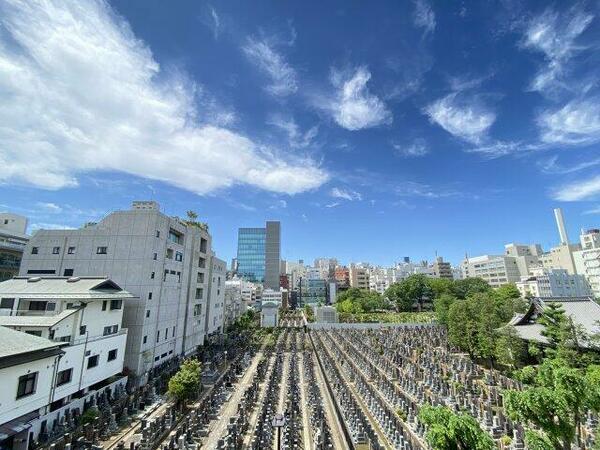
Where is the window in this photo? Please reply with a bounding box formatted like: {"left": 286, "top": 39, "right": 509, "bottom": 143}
{"left": 148, "top": 292, "right": 153, "bottom": 300}
{"left": 67, "top": 247, "right": 76, "bottom": 254}
{"left": 175, "top": 252, "right": 183, "bottom": 262}
{"left": 0, "top": 298, "right": 15, "bottom": 309}
{"left": 107, "top": 349, "right": 118, "bottom": 361}
{"left": 156, "top": 330, "right": 160, "bottom": 343}
{"left": 17, "top": 372, "right": 38, "bottom": 398}
{"left": 200, "top": 238, "right": 207, "bottom": 253}
{"left": 63, "top": 269, "right": 74, "bottom": 276}
{"left": 153, "top": 253, "right": 158, "bottom": 260}
{"left": 28, "top": 301, "right": 47, "bottom": 311}
{"left": 198, "top": 257, "right": 206, "bottom": 268}
{"left": 166, "top": 248, "right": 174, "bottom": 259}
{"left": 165, "top": 328, "right": 168, "bottom": 340}
{"left": 31, "top": 247, "right": 39, "bottom": 255}
{"left": 146, "top": 310, "right": 150, "bottom": 318}
{"left": 195, "top": 288, "right": 203, "bottom": 300}
{"left": 168, "top": 229, "right": 183, "bottom": 244}
{"left": 161, "top": 352, "right": 167, "bottom": 359}
{"left": 197, "top": 272, "right": 204, "bottom": 283}
{"left": 96, "top": 246, "right": 107, "bottom": 254}
{"left": 79, "top": 325, "right": 86, "bottom": 335}
{"left": 143, "top": 335, "right": 147, "bottom": 344}
{"left": 56, "top": 368, "right": 72, "bottom": 386}
{"left": 172, "top": 327, "right": 175, "bottom": 337}
{"left": 156, "top": 230, "right": 160, "bottom": 238}
{"left": 151, "top": 271, "right": 155, "bottom": 279}
{"left": 52, "top": 247, "right": 60, "bottom": 254}
{"left": 25, "top": 330, "right": 42, "bottom": 337}
{"left": 193, "top": 304, "right": 202, "bottom": 317}
{"left": 154, "top": 356, "right": 159, "bottom": 362}
{"left": 103, "top": 325, "right": 118, "bottom": 336}
{"left": 102, "top": 301, "right": 107, "bottom": 311}
{"left": 110, "top": 299, "right": 122, "bottom": 310}
{"left": 87, "top": 355, "right": 99, "bottom": 369}
{"left": 27, "top": 269, "right": 56, "bottom": 275}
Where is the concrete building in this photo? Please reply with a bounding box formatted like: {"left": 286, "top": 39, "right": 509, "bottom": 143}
{"left": 574, "top": 228, "right": 600, "bottom": 298}
{"left": 236, "top": 221, "right": 280, "bottom": 289}
{"left": 0, "top": 213, "right": 29, "bottom": 282}
{"left": 0, "top": 277, "right": 131, "bottom": 448}
{"left": 205, "top": 256, "right": 225, "bottom": 340}
{"left": 261, "top": 288, "right": 283, "bottom": 305}
{"left": 260, "top": 301, "right": 279, "bottom": 327}
{"left": 504, "top": 243, "right": 543, "bottom": 277}
{"left": 18, "top": 201, "right": 216, "bottom": 380}
{"left": 313, "top": 258, "right": 337, "bottom": 281}
{"left": 223, "top": 280, "right": 246, "bottom": 329}
{"left": 430, "top": 256, "right": 453, "bottom": 279}
{"left": 460, "top": 255, "right": 521, "bottom": 288}
{"left": 334, "top": 266, "right": 350, "bottom": 289}
{"left": 301, "top": 278, "right": 327, "bottom": 305}
{"left": 515, "top": 268, "right": 592, "bottom": 298}
{"left": 315, "top": 306, "right": 339, "bottom": 323}
{"left": 349, "top": 265, "right": 370, "bottom": 290}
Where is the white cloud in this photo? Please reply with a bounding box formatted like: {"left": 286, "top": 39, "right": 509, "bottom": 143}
{"left": 210, "top": 7, "right": 220, "bottom": 40}
{"left": 0, "top": 1, "right": 326, "bottom": 195}
{"left": 413, "top": 0, "right": 436, "bottom": 35}
{"left": 393, "top": 138, "right": 429, "bottom": 157}
{"left": 30, "top": 223, "right": 77, "bottom": 232}
{"left": 322, "top": 67, "right": 392, "bottom": 131}
{"left": 269, "top": 199, "right": 287, "bottom": 209}
{"left": 583, "top": 206, "right": 600, "bottom": 215}
{"left": 538, "top": 155, "right": 600, "bottom": 174}
{"left": 242, "top": 37, "right": 298, "bottom": 97}
{"left": 37, "top": 202, "right": 62, "bottom": 213}
{"left": 552, "top": 175, "right": 600, "bottom": 201}
{"left": 267, "top": 115, "right": 318, "bottom": 148}
{"left": 325, "top": 202, "right": 340, "bottom": 208}
{"left": 537, "top": 98, "right": 600, "bottom": 145}
{"left": 522, "top": 9, "right": 594, "bottom": 94}
{"left": 424, "top": 94, "right": 496, "bottom": 144}
{"left": 330, "top": 187, "right": 362, "bottom": 201}
{"left": 394, "top": 181, "right": 473, "bottom": 199}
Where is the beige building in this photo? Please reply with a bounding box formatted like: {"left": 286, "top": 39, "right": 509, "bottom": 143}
{"left": 349, "top": 265, "right": 370, "bottom": 289}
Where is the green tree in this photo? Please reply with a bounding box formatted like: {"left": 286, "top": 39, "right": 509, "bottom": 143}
{"left": 433, "top": 293, "right": 457, "bottom": 325}
{"left": 427, "top": 277, "right": 455, "bottom": 298}
{"left": 452, "top": 278, "right": 491, "bottom": 299}
{"left": 418, "top": 405, "right": 495, "bottom": 450}
{"left": 495, "top": 327, "right": 527, "bottom": 370}
{"left": 168, "top": 359, "right": 202, "bottom": 403}
{"left": 385, "top": 275, "right": 432, "bottom": 311}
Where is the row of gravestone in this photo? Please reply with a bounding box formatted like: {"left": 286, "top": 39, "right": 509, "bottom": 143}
{"left": 326, "top": 327, "right": 529, "bottom": 449}
{"left": 302, "top": 348, "right": 335, "bottom": 449}
{"left": 311, "top": 331, "right": 384, "bottom": 450}
{"left": 318, "top": 330, "right": 426, "bottom": 450}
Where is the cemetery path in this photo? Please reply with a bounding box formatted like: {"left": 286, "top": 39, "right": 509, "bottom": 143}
{"left": 242, "top": 353, "right": 276, "bottom": 447}
{"left": 298, "top": 352, "right": 312, "bottom": 449}
{"left": 200, "top": 351, "right": 263, "bottom": 449}
{"left": 310, "top": 349, "right": 348, "bottom": 450}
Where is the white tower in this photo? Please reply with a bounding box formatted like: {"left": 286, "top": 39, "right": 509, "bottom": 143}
{"left": 554, "top": 208, "right": 570, "bottom": 245}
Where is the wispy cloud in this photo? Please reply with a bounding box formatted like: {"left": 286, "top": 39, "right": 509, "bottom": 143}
{"left": 319, "top": 66, "right": 392, "bottom": 131}
{"left": 210, "top": 6, "right": 220, "bottom": 40}
{"left": 325, "top": 202, "right": 340, "bottom": 208}
{"left": 0, "top": 1, "right": 326, "bottom": 195}
{"left": 537, "top": 98, "right": 600, "bottom": 145}
{"left": 267, "top": 115, "right": 318, "bottom": 148}
{"left": 330, "top": 187, "right": 362, "bottom": 201}
{"left": 395, "top": 181, "right": 476, "bottom": 199}
{"left": 413, "top": 0, "right": 436, "bottom": 35}
{"left": 392, "top": 138, "right": 429, "bottom": 157}
{"left": 242, "top": 36, "right": 298, "bottom": 97}
{"left": 37, "top": 202, "right": 63, "bottom": 213}
{"left": 583, "top": 206, "right": 600, "bottom": 215}
{"left": 269, "top": 199, "right": 288, "bottom": 209}
{"left": 537, "top": 155, "right": 600, "bottom": 174}
{"left": 552, "top": 175, "right": 600, "bottom": 201}
{"left": 521, "top": 8, "right": 594, "bottom": 95}
{"left": 424, "top": 93, "right": 496, "bottom": 144}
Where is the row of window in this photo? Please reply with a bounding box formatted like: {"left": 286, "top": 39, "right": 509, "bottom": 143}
{"left": 16, "top": 349, "right": 119, "bottom": 399}
{"left": 31, "top": 246, "right": 107, "bottom": 255}
{"left": 141, "top": 326, "right": 176, "bottom": 344}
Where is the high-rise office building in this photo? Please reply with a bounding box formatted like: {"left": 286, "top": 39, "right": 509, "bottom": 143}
{"left": 236, "top": 221, "right": 280, "bottom": 289}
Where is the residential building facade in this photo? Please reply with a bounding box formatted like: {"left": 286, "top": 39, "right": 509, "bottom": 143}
{"left": 515, "top": 268, "right": 593, "bottom": 298}
{"left": 18, "top": 201, "right": 216, "bottom": 380}
{"left": 460, "top": 255, "right": 521, "bottom": 288}
{"left": 574, "top": 228, "right": 600, "bottom": 298}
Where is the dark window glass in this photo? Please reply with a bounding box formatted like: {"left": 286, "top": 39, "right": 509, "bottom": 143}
{"left": 63, "top": 269, "right": 74, "bottom": 276}
{"left": 87, "top": 355, "right": 99, "bottom": 369}
{"left": 107, "top": 349, "right": 118, "bottom": 361}
{"left": 17, "top": 372, "right": 37, "bottom": 398}
{"left": 56, "top": 368, "right": 72, "bottom": 386}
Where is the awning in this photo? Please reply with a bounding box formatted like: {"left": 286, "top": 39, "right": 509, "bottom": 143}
{"left": 0, "top": 410, "right": 39, "bottom": 441}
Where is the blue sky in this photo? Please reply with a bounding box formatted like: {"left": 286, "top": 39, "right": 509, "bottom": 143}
{"left": 0, "top": 0, "right": 599, "bottom": 267}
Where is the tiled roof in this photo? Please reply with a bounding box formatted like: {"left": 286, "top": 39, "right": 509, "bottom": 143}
{"left": 0, "top": 326, "right": 63, "bottom": 359}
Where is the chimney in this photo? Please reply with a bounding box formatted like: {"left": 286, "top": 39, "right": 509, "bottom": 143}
{"left": 553, "top": 208, "right": 569, "bottom": 245}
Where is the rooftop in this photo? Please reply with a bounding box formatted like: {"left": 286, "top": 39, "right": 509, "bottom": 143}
{"left": 0, "top": 276, "right": 136, "bottom": 299}
{"left": 0, "top": 326, "right": 64, "bottom": 359}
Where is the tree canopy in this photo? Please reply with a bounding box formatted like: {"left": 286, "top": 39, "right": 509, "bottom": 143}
{"left": 168, "top": 358, "right": 202, "bottom": 402}
{"left": 335, "top": 288, "right": 389, "bottom": 314}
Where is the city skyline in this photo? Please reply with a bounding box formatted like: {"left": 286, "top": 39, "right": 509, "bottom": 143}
{"left": 1, "top": 1, "right": 600, "bottom": 267}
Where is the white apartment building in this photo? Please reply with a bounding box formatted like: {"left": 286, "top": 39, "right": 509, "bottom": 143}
{"left": 460, "top": 255, "right": 521, "bottom": 288}
{"left": 574, "top": 229, "right": 600, "bottom": 298}
{"left": 205, "top": 256, "right": 225, "bottom": 339}
{"left": 18, "top": 201, "right": 218, "bottom": 381}
{"left": 515, "top": 268, "right": 592, "bottom": 298}
{"left": 223, "top": 280, "right": 247, "bottom": 328}
{"left": 0, "top": 213, "right": 29, "bottom": 282}
{"left": 0, "top": 277, "right": 131, "bottom": 448}
{"left": 261, "top": 288, "right": 283, "bottom": 305}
